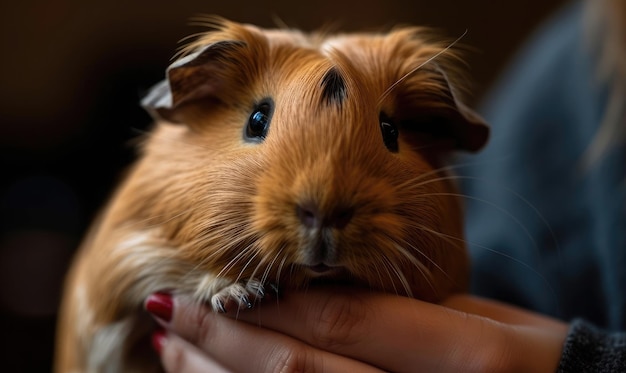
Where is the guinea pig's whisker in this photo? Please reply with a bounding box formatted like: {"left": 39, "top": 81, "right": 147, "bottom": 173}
{"left": 409, "top": 220, "right": 557, "bottom": 297}
{"left": 190, "top": 231, "right": 245, "bottom": 266}
{"left": 392, "top": 234, "right": 444, "bottom": 279}
{"left": 407, "top": 161, "right": 560, "bottom": 255}
{"left": 368, "top": 258, "right": 386, "bottom": 293}
{"left": 255, "top": 247, "right": 278, "bottom": 281}
{"left": 392, "top": 241, "right": 438, "bottom": 293}
{"left": 377, "top": 30, "right": 467, "bottom": 106}
{"left": 472, "top": 177, "right": 560, "bottom": 256}
{"left": 237, "top": 250, "right": 261, "bottom": 282}
{"left": 184, "top": 236, "right": 232, "bottom": 271}
{"left": 257, "top": 261, "right": 272, "bottom": 288}
{"left": 380, "top": 254, "right": 412, "bottom": 297}
{"left": 260, "top": 246, "right": 285, "bottom": 285}
{"left": 406, "top": 174, "right": 560, "bottom": 271}
{"left": 248, "top": 254, "right": 267, "bottom": 284}
{"left": 376, "top": 255, "right": 400, "bottom": 296}
{"left": 275, "top": 254, "right": 289, "bottom": 289}
{"left": 288, "top": 259, "right": 297, "bottom": 278}
{"left": 407, "top": 170, "right": 561, "bottom": 268}
{"left": 396, "top": 168, "right": 470, "bottom": 192}
{"left": 416, "top": 191, "right": 547, "bottom": 258}
{"left": 214, "top": 242, "right": 256, "bottom": 280}
{"left": 403, "top": 174, "right": 466, "bottom": 192}
{"left": 394, "top": 242, "right": 436, "bottom": 278}
{"left": 398, "top": 159, "right": 501, "bottom": 191}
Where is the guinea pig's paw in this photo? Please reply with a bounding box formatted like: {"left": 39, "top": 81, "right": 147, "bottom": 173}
{"left": 210, "top": 279, "right": 270, "bottom": 313}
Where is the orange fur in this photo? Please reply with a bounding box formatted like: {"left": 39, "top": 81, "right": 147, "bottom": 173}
{"left": 55, "top": 18, "right": 488, "bottom": 372}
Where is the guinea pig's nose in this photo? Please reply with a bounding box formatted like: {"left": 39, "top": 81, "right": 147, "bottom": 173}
{"left": 296, "top": 203, "right": 354, "bottom": 230}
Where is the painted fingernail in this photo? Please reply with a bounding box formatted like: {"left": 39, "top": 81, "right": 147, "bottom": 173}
{"left": 145, "top": 292, "right": 173, "bottom": 322}
{"left": 151, "top": 328, "right": 167, "bottom": 355}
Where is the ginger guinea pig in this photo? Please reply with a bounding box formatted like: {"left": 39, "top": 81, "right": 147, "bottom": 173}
{"left": 55, "top": 17, "right": 488, "bottom": 373}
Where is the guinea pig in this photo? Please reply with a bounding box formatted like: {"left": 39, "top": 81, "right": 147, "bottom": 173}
{"left": 55, "top": 17, "right": 489, "bottom": 373}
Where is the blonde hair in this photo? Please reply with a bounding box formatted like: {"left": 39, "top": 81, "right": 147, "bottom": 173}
{"left": 583, "top": 0, "right": 626, "bottom": 168}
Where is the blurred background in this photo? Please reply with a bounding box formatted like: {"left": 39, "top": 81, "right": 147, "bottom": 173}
{"left": 1, "top": 0, "right": 566, "bottom": 370}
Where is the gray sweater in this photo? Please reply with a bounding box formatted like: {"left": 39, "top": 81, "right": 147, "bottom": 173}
{"left": 462, "top": 1, "right": 626, "bottom": 371}
{"left": 558, "top": 319, "right": 626, "bottom": 372}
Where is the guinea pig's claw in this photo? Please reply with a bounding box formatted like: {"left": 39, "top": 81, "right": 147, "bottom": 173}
{"left": 210, "top": 278, "right": 269, "bottom": 313}
{"left": 241, "top": 295, "right": 253, "bottom": 309}
{"left": 245, "top": 279, "right": 265, "bottom": 299}
{"left": 212, "top": 297, "right": 227, "bottom": 313}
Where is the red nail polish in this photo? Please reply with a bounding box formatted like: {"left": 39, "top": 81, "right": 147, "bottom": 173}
{"left": 145, "top": 292, "right": 173, "bottom": 322}
{"left": 152, "top": 329, "right": 166, "bottom": 354}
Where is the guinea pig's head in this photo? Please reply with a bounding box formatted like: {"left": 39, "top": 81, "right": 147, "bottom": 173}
{"left": 135, "top": 18, "right": 488, "bottom": 302}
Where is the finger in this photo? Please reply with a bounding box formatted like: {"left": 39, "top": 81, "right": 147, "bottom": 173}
{"left": 156, "top": 332, "right": 231, "bottom": 373}
{"left": 442, "top": 294, "right": 569, "bottom": 371}
{"left": 153, "top": 294, "right": 384, "bottom": 373}
{"left": 224, "top": 288, "right": 502, "bottom": 372}
{"left": 442, "top": 294, "right": 568, "bottom": 330}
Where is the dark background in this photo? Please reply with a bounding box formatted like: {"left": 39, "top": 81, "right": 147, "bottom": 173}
{"left": 1, "top": 0, "right": 566, "bottom": 371}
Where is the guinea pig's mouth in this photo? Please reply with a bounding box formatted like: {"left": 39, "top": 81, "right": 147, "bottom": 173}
{"left": 302, "top": 263, "right": 345, "bottom": 277}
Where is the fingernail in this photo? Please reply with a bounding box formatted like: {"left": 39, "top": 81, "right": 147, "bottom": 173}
{"left": 145, "top": 292, "right": 173, "bottom": 322}
{"left": 152, "top": 329, "right": 167, "bottom": 355}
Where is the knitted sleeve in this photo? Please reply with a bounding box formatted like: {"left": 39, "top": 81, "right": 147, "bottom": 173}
{"left": 557, "top": 319, "right": 626, "bottom": 372}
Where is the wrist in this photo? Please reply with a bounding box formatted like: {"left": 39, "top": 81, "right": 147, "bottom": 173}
{"left": 492, "top": 324, "right": 567, "bottom": 373}
{"left": 442, "top": 295, "right": 569, "bottom": 373}
{"left": 460, "top": 318, "right": 566, "bottom": 373}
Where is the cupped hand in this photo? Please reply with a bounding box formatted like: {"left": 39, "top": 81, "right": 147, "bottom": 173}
{"left": 145, "top": 288, "right": 569, "bottom": 373}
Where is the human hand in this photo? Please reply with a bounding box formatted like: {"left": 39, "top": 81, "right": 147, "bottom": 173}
{"left": 144, "top": 288, "right": 568, "bottom": 372}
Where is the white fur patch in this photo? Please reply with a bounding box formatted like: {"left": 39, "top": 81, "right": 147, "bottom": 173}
{"left": 80, "top": 230, "right": 245, "bottom": 371}
{"left": 74, "top": 283, "right": 93, "bottom": 344}
{"left": 87, "top": 318, "right": 133, "bottom": 373}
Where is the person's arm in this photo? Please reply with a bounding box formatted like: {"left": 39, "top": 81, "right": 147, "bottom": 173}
{"left": 145, "top": 288, "right": 569, "bottom": 373}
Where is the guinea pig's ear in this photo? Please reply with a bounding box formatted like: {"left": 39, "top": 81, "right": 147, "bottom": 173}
{"left": 141, "top": 40, "right": 246, "bottom": 123}
{"left": 399, "top": 64, "right": 489, "bottom": 152}
{"left": 446, "top": 98, "right": 489, "bottom": 152}
{"left": 440, "top": 67, "right": 489, "bottom": 152}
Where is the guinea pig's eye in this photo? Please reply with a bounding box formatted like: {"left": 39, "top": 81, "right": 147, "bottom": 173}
{"left": 380, "top": 113, "right": 399, "bottom": 152}
{"left": 245, "top": 101, "right": 273, "bottom": 142}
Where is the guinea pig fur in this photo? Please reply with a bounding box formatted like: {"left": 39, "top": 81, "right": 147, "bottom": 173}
{"left": 55, "top": 17, "right": 489, "bottom": 373}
